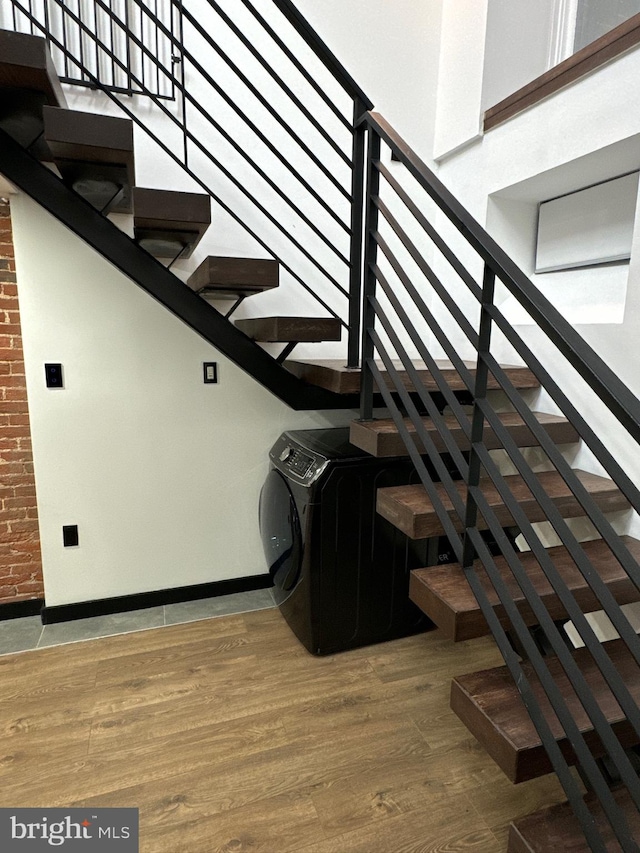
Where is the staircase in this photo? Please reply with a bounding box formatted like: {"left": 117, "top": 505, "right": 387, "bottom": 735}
{"left": 344, "top": 110, "right": 640, "bottom": 849}
{"left": 2, "top": 4, "right": 640, "bottom": 850}
{"left": 350, "top": 402, "right": 640, "bottom": 849}
{"left": 0, "top": 26, "right": 343, "bottom": 367}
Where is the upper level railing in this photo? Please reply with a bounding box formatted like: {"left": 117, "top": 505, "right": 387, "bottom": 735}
{"left": 359, "top": 110, "right": 640, "bottom": 851}
{"left": 5, "top": 0, "right": 372, "bottom": 366}
{"left": 9, "top": 0, "right": 179, "bottom": 98}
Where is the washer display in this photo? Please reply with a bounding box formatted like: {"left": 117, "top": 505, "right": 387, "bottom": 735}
{"left": 259, "top": 427, "right": 438, "bottom": 655}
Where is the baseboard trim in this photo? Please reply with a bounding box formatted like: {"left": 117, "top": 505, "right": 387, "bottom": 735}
{"left": 40, "top": 574, "right": 273, "bottom": 625}
{"left": 0, "top": 597, "right": 44, "bottom": 621}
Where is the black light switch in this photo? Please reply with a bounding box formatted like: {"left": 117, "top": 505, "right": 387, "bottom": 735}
{"left": 203, "top": 362, "right": 218, "bottom": 384}
{"left": 45, "top": 363, "right": 64, "bottom": 388}
{"left": 62, "top": 525, "right": 79, "bottom": 547}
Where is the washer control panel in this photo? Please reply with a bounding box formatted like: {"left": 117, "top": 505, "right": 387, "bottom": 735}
{"left": 271, "top": 435, "right": 329, "bottom": 485}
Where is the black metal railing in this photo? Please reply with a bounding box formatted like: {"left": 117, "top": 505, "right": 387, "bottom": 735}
{"left": 4, "top": 0, "right": 640, "bottom": 845}
{"left": 359, "top": 110, "right": 640, "bottom": 850}
{"left": 9, "top": 0, "right": 179, "bottom": 98}
{"left": 4, "top": 0, "right": 372, "bottom": 365}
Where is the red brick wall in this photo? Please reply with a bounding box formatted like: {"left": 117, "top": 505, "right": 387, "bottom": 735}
{"left": 0, "top": 199, "right": 44, "bottom": 604}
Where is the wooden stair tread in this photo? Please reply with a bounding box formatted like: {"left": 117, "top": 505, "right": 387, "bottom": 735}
{"left": 284, "top": 358, "right": 539, "bottom": 395}
{"left": 133, "top": 187, "right": 211, "bottom": 259}
{"left": 410, "top": 537, "right": 640, "bottom": 642}
{"left": 0, "top": 29, "right": 67, "bottom": 157}
{"left": 187, "top": 256, "right": 279, "bottom": 298}
{"left": 0, "top": 29, "right": 67, "bottom": 107}
{"left": 509, "top": 788, "right": 640, "bottom": 852}
{"left": 450, "top": 637, "right": 640, "bottom": 783}
{"left": 350, "top": 411, "right": 579, "bottom": 457}
{"left": 377, "top": 470, "right": 628, "bottom": 540}
{"left": 43, "top": 106, "right": 135, "bottom": 213}
{"left": 235, "top": 317, "right": 341, "bottom": 342}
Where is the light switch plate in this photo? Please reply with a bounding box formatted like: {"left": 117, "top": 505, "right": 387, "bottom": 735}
{"left": 203, "top": 362, "right": 218, "bottom": 384}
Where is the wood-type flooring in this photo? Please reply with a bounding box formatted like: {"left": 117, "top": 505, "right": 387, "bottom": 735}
{"left": 0, "top": 607, "right": 569, "bottom": 852}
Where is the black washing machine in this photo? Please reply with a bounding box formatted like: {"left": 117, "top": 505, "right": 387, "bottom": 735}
{"left": 259, "top": 427, "right": 449, "bottom": 655}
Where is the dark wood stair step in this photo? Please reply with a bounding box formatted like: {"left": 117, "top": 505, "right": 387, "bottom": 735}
{"left": 377, "top": 470, "right": 628, "bottom": 540}
{"left": 284, "top": 358, "right": 539, "bottom": 395}
{"left": 0, "top": 29, "right": 67, "bottom": 156}
{"left": 43, "top": 106, "right": 135, "bottom": 213}
{"left": 350, "top": 411, "right": 579, "bottom": 457}
{"left": 410, "top": 536, "right": 640, "bottom": 642}
{"left": 187, "top": 256, "right": 279, "bottom": 298}
{"left": 235, "top": 317, "right": 341, "bottom": 343}
{"left": 509, "top": 788, "right": 640, "bottom": 852}
{"left": 133, "top": 187, "right": 211, "bottom": 259}
{"left": 451, "top": 638, "right": 640, "bottom": 783}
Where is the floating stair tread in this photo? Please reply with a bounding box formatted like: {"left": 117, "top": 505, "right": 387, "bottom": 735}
{"left": 0, "top": 29, "right": 67, "bottom": 107}
{"left": 284, "top": 358, "right": 539, "bottom": 395}
{"left": 0, "top": 29, "right": 67, "bottom": 157}
{"left": 377, "top": 470, "right": 628, "bottom": 540}
{"left": 350, "top": 411, "right": 579, "bottom": 457}
{"left": 133, "top": 187, "right": 211, "bottom": 227}
{"left": 508, "top": 788, "right": 640, "bottom": 852}
{"left": 43, "top": 106, "right": 134, "bottom": 161}
{"left": 133, "top": 187, "right": 211, "bottom": 259}
{"left": 450, "top": 637, "right": 640, "bottom": 783}
{"left": 187, "top": 256, "right": 279, "bottom": 297}
{"left": 43, "top": 106, "right": 135, "bottom": 213}
{"left": 235, "top": 317, "right": 341, "bottom": 342}
{"left": 410, "top": 536, "right": 640, "bottom": 642}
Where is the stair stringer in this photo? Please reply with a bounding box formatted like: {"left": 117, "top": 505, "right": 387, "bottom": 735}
{"left": 0, "top": 127, "right": 359, "bottom": 412}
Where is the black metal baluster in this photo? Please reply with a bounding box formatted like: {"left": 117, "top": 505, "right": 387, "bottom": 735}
{"left": 61, "top": 0, "right": 69, "bottom": 77}
{"left": 139, "top": 0, "right": 143, "bottom": 92}
{"left": 43, "top": 0, "right": 50, "bottom": 44}
{"left": 94, "top": 0, "right": 100, "bottom": 86}
{"left": 176, "top": 0, "right": 187, "bottom": 164}
{"left": 76, "top": 0, "right": 85, "bottom": 85}
{"left": 346, "top": 98, "right": 367, "bottom": 369}
{"left": 154, "top": 0, "right": 159, "bottom": 96}
{"left": 462, "top": 263, "right": 494, "bottom": 568}
{"left": 124, "top": 0, "right": 132, "bottom": 94}
{"left": 360, "top": 128, "right": 381, "bottom": 421}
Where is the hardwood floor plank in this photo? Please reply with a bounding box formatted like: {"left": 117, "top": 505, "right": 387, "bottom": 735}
{"left": 295, "top": 792, "right": 501, "bottom": 853}
{"left": 364, "top": 631, "right": 503, "bottom": 683}
{"left": 69, "top": 714, "right": 433, "bottom": 822}
{"left": 141, "top": 791, "right": 324, "bottom": 853}
{"left": 309, "top": 755, "right": 452, "bottom": 839}
{"left": 0, "top": 607, "right": 567, "bottom": 851}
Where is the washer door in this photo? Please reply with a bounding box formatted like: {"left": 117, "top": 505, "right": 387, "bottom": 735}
{"left": 259, "top": 469, "right": 303, "bottom": 592}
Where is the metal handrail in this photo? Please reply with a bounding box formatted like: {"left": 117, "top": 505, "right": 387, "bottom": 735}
{"left": 359, "top": 109, "right": 640, "bottom": 849}
{"left": 268, "top": 0, "right": 373, "bottom": 110}
{"left": 360, "top": 111, "right": 640, "bottom": 444}
{"left": 7, "top": 0, "right": 371, "bottom": 362}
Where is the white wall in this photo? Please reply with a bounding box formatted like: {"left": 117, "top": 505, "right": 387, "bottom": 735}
{"left": 293, "top": 0, "right": 442, "bottom": 161}
{"left": 436, "top": 40, "right": 640, "bottom": 361}
{"left": 482, "top": 0, "right": 557, "bottom": 110}
{"left": 430, "top": 16, "right": 640, "bottom": 532}
{"left": 10, "top": 193, "right": 355, "bottom": 607}
{"left": 433, "top": 0, "right": 487, "bottom": 160}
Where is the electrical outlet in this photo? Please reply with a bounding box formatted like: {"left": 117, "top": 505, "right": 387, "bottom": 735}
{"left": 62, "top": 525, "right": 79, "bottom": 547}
{"left": 45, "top": 363, "right": 64, "bottom": 388}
